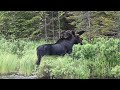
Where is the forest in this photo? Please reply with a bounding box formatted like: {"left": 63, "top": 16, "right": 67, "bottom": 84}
{"left": 0, "top": 11, "right": 120, "bottom": 79}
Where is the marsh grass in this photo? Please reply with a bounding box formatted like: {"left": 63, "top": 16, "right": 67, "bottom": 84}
{"left": 0, "top": 37, "right": 120, "bottom": 78}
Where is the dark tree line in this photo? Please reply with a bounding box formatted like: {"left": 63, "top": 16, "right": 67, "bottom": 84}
{"left": 0, "top": 11, "right": 120, "bottom": 41}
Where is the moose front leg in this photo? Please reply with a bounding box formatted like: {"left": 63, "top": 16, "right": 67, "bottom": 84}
{"left": 67, "top": 49, "right": 72, "bottom": 54}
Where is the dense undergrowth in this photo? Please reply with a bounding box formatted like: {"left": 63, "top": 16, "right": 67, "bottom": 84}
{"left": 0, "top": 37, "right": 120, "bottom": 79}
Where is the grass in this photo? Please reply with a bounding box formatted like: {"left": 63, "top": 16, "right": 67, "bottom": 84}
{"left": 0, "top": 37, "right": 120, "bottom": 79}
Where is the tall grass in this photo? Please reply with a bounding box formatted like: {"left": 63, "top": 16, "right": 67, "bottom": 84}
{"left": 0, "top": 37, "right": 120, "bottom": 78}
{"left": 0, "top": 38, "right": 47, "bottom": 76}
{"left": 0, "top": 52, "right": 18, "bottom": 74}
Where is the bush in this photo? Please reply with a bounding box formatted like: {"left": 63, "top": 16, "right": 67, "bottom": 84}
{"left": 37, "top": 55, "right": 90, "bottom": 79}
{"left": 111, "top": 65, "right": 120, "bottom": 78}
{"left": 0, "top": 37, "right": 120, "bottom": 78}
{"left": 72, "top": 37, "right": 120, "bottom": 78}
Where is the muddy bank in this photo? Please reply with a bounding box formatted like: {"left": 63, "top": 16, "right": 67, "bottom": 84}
{"left": 0, "top": 74, "right": 118, "bottom": 79}
{"left": 0, "top": 74, "right": 38, "bottom": 79}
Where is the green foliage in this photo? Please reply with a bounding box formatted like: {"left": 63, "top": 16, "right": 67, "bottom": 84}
{"left": 0, "top": 11, "right": 120, "bottom": 40}
{"left": 37, "top": 56, "right": 90, "bottom": 79}
{"left": 0, "top": 11, "right": 120, "bottom": 78}
{"left": 72, "top": 37, "right": 120, "bottom": 78}
{"left": 87, "top": 59, "right": 110, "bottom": 78}
{"left": 35, "top": 37, "right": 120, "bottom": 79}
{"left": 111, "top": 65, "right": 120, "bottom": 78}
{"left": 0, "top": 52, "right": 18, "bottom": 74}
{"left": 0, "top": 37, "right": 120, "bottom": 78}
{"left": 67, "top": 11, "right": 120, "bottom": 38}
{"left": 0, "top": 11, "right": 44, "bottom": 39}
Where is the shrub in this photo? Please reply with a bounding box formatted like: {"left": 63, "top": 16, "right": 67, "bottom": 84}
{"left": 111, "top": 65, "right": 120, "bottom": 78}
{"left": 0, "top": 37, "right": 120, "bottom": 79}
{"left": 37, "top": 55, "right": 90, "bottom": 79}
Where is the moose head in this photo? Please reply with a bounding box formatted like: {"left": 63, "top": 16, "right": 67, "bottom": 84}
{"left": 61, "top": 30, "right": 86, "bottom": 45}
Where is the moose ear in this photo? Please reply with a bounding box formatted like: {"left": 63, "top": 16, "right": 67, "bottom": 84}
{"left": 76, "top": 30, "right": 86, "bottom": 35}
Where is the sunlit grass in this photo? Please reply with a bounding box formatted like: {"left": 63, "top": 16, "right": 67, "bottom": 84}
{"left": 0, "top": 52, "right": 18, "bottom": 74}
{"left": 0, "top": 37, "right": 120, "bottom": 78}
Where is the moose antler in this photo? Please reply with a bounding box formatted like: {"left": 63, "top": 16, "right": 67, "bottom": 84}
{"left": 76, "top": 30, "right": 86, "bottom": 35}
{"left": 60, "top": 30, "right": 87, "bottom": 38}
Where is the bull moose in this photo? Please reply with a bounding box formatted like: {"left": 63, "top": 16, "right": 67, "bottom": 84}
{"left": 36, "top": 30, "right": 86, "bottom": 66}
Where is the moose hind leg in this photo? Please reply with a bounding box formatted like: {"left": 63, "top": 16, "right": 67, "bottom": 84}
{"left": 36, "top": 55, "right": 41, "bottom": 66}
{"left": 36, "top": 49, "right": 43, "bottom": 66}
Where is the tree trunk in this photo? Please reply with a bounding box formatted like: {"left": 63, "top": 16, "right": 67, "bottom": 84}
{"left": 87, "top": 11, "right": 92, "bottom": 42}
{"left": 52, "top": 11, "right": 55, "bottom": 42}
{"left": 58, "top": 11, "right": 61, "bottom": 39}
{"left": 44, "top": 11, "right": 48, "bottom": 41}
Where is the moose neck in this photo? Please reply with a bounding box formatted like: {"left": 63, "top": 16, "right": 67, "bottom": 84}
{"left": 69, "top": 37, "right": 76, "bottom": 46}
{"left": 63, "top": 36, "right": 76, "bottom": 48}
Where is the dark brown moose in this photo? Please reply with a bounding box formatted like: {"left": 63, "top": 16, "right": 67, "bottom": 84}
{"left": 36, "top": 30, "right": 86, "bottom": 66}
